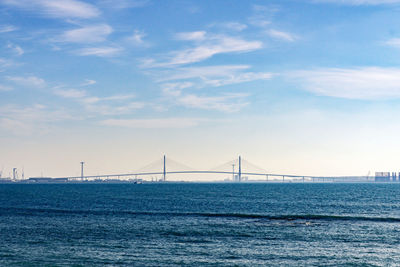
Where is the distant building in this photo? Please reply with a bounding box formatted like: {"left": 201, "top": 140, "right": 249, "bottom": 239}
{"left": 375, "top": 172, "right": 391, "bottom": 182}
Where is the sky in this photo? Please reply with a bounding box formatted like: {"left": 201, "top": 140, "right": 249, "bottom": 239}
{"left": 2, "top": 0, "right": 400, "bottom": 179}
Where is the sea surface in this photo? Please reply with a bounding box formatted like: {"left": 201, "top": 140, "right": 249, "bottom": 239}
{"left": 1, "top": 183, "right": 400, "bottom": 266}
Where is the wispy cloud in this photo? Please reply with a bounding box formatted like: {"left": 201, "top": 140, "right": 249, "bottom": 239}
{"left": 80, "top": 79, "right": 96, "bottom": 86}
{"left": 85, "top": 102, "right": 145, "bottom": 115}
{"left": 100, "top": 0, "right": 149, "bottom": 9}
{"left": 100, "top": 117, "right": 204, "bottom": 128}
{"left": 144, "top": 32, "right": 262, "bottom": 67}
{"left": 75, "top": 46, "right": 123, "bottom": 57}
{"left": 7, "top": 75, "right": 46, "bottom": 88}
{"left": 0, "top": 25, "right": 18, "bottom": 33}
{"left": 126, "top": 30, "right": 147, "bottom": 45}
{"left": 157, "top": 65, "right": 273, "bottom": 88}
{"left": 7, "top": 43, "right": 24, "bottom": 56}
{"left": 248, "top": 4, "right": 279, "bottom": 28}
{"left": 385, "top": 38, "right": 400, "bottom": 48}
{"left": 161, "top": 82, "right": 193, "bottom": 97}
{"left": 267, "top": 29, "right": 297, "bottom": 42}
{"left": 0, "top": 58, "right": 17, "bottom": 72}
{"left": 1, "top": 0, "right": 101, "bottom": 19}
{"left": 81, "top": 94, "right": 137, "bottom": 104}
{"left": 214, "top": 22, "right": 248, "bottom": 32}
{"left": 290, "top": 67, "right": 400, "bottom": 99}
{"left": 53, "top": 87, "right": 142, "bottom": 115}
{"left": 177, "top": 93, "right": 249, "bottom": 113}
{"left": 175, "top": 31, "right": 206, "bottom": 41}
{"left": 0, "top": 84, "right": 13, "bottom": 91}
{"left": 313, "top": 0, "right": 400, "bottom": 5}
{"left": 157, "top": 65, "right": 249, "bottom": 81}
{"left": 54, "top": 88, "right": 86, "bottom": 98}
{"left": 57, "top": 24, "right": 113, "bottom": 43}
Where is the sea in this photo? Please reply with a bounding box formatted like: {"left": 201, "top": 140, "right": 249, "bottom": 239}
{"left": 1, "top": 183, "right": 400, "bottom": 266}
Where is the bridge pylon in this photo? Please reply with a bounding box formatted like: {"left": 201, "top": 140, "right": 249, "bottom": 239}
{"left": 239, "top": 156, "right": 241, "bottom": 182}
{"left": 163, "top": 155, "right": 166, "bottom": 181}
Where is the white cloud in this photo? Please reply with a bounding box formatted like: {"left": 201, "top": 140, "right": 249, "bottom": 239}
{"left": 127, "top": 30, "right": 147, "bottom": 45}
{"left": 0, "top": 58, "right": 17, "bottom": 71}
{"left": 175, "top": 31, "right": 206, "bottom": 41}
{"left": 2, "top": 0, "right": 100, "bottom": 19}
{"left": 385, "top": 38, "right": 400, "bottom": 48}
{"left": 290, "top": 67, "right": 400, "bottom": 99}
{"left": 75, "top": 46, "right": 123, "bottom": 57}
{"left": 268, "top": 29, "right": 296, "bottom": 42}
{"left": 7, "top": 75, "right": 46, "bottom": 88}
{"left": 144, "top": 33, "right": 262, "bottom": 67}
{"left": 161, "top": 82, "right": 194, "bottom": 97}
{"left": 157, "top": 65, "right": 273, "bottom": 88}
{"left": 7, "top": 43, "right": 24, "bottom": 56}
{"left": 0, "top": 25, "right": 18, "bottom": 33}
{"left": 54, "top": 88, "right": 86, "bottom": 98}
{"left": 80, "top": 94, "right": 136, "bottom": 104}
{"left": 100, "top": 117, "right": 204, "bottom": 128}
{"left": 57, "top": 24, "right": 113, "bottom": 43}
{"left": 0, "top": 84, "right": 13, "bottom": 91}
{"left": 101, "top": 94, "right": 136, "bottom": 101}
{"left": 52, "top": 86, "right": 142, "bottom": 115}
{"left": 248, "top": 5, "right": 278, "bottom": 28}
{"left": 157, "top": 65, "right": 250, "bottom": 81}
{"left": 85, "top": 102, "right": 145, "bottom": 115}
{"left": 177, "top": 93, "right": 249, "bottom": 113}
{"left": 81, "top": 79, "right": 96, "bottom": 86}
{"left": 203, "top": 72, "right": 273, "bottom": 87}
{"left": 313, "top": 0, "right": 400, "bottom": 5}
{"left": 218, "top": 22, "right": 247, "bottom": 31}
{"left": 100, "top": 0, "right": 149, "bottom": 9}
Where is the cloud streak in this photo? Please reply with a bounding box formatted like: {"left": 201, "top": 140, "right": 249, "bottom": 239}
{"left": 291, "top": 67, "right": 400, "bottom": 99}
{"left": 7, "top": 75, "right": 46, "bottom": 88}
{"left": 1, "top": 0, "right": 101, "bottom": 19}
{"left": 385, "top": 38, "right": 400, "bottom": 48}
{"left": 75, "top": 46, "right": 123, "bottom": 57}
{"left": 144, "top": 32, "right": 262, "bottom": 67}
{"left": 7, "top": 43, "right": 24, "bottom": 56}
{"left": 177, "top": 93, "right": 249, "bottom": 113}
{"left": 158, "top": 65, "right": 273, "bottom": 89}
{"left": 57, "top": 24, "right": 113, "bottom": 43}
{"left": 268, "top": 29, "right": 296, "bottom": 42}
{"left": 0, "top": 84, "right": 13, "bottom": 91}
{"left": 313, "top": 0, "right": 400, "bottom": 5}
{"left": 0, "top": 25, "right": 18, "bottom": 33}
{"left": 100, "top": 117, "right": 204, "bottom": 128}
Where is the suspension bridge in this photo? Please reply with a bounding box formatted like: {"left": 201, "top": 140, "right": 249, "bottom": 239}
{"left": 56, "top": 155, "right": 374, "bottom": 183}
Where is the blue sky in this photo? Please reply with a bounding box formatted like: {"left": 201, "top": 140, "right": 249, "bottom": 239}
{"left": 2, "top": 0, "right": 400, "bottom": 178}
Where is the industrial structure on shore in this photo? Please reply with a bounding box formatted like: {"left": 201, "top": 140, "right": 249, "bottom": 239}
{"left": 374, "top": 172, "right": 400, "bottom": 182}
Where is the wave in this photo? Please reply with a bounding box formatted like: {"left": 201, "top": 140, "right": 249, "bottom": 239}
{"left": 1, "top": 207, "right": 400, "bottom": 223}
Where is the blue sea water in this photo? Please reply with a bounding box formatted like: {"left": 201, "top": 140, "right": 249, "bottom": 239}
{"left": 1, "top": 183, "right": 400, "bottom": 266}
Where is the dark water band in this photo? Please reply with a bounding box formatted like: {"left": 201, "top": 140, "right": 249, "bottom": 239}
{"left": 1, "top": 207, "right": 399, "bottom": 223}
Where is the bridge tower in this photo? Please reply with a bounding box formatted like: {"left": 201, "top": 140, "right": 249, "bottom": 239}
{"left": 238, "top": 156, "right": 241, "bottom": 182}
{"left": 163, "top": 155, "right": 166, "bottom": 181}
{"left": 80, "top": 162, "right": 84, "bottom": 181}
